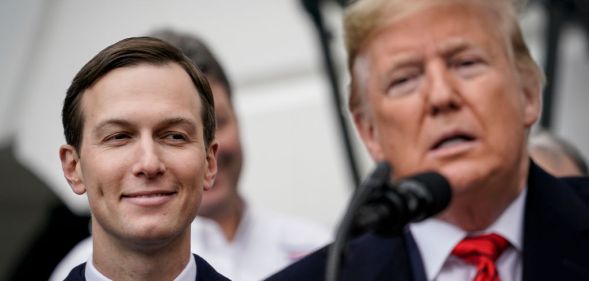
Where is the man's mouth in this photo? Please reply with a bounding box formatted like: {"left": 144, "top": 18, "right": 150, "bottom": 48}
{"left": 121, "top": 191, "right": 177, "bottom": 206}
{"left": 431, "top": 132, "right": 476, "bottom": 151}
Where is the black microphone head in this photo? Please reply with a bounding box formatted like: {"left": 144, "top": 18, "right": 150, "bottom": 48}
{"left": 398, "top": 171, "right": 452, "bottom": 222}
{"left": 349, "top": 168, "right": 452, "bottom": 237}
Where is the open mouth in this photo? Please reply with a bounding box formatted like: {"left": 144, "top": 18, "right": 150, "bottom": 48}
{"left": 432, "top": 133, "right": 476, "bottom": 151}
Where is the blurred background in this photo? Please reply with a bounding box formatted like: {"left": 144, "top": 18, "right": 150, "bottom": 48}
{"left": 0, "top": 0, "right": 587, "bottom": 279}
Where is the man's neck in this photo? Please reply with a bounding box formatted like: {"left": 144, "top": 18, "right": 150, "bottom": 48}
{"left": 91, "top": 225, "right": 191, "bottom": 281}
{"left": 440, "top": 157, "right": 529, "bottom": 232}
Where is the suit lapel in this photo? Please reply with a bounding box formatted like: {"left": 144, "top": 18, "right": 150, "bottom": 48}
{"left": 342, "top": 233, "right": 415, "bottom": 281}
{"left": 194, "top": 254, "right": 229, "bottom": 281}
{"left": 405, "top": 231, "right": 427, "bottom": 281}
{"left": 522, "top": 161, "right": 589, "bottom": 280}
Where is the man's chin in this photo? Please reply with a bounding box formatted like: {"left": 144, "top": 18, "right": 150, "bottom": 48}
{"left": 437, "top": 163, "right": 491, "bottom": 195}
{"left": 121, "top": 227, "right": 185, "bottom": 250}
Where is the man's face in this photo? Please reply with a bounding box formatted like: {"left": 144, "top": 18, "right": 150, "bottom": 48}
{"left": 60, "top": 63, "right": 217, "bottom": 244}
{"left": 198, "top": 81, "right": 243, "bottom": 217}
{"left": 353, "top": 3, "right": 540, "bottom": 195}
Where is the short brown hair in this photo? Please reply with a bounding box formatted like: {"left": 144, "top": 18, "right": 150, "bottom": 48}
{"left": 344, "top": 0, "right": 543, "bottom": 111}
{"left": 62, "top": 36, "right": 215, "bottom": 151}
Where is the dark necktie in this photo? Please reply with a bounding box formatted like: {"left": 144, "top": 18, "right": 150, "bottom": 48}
{"left": 451, "top": 233, "right": 510, "bottom": 281}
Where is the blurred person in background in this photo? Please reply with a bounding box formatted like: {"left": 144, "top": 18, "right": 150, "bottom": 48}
{"left": 529, "top": 130, "right": 588, "bottom": 177}
{"left": 51, "top": 29, "right": 331, "bottom": 281}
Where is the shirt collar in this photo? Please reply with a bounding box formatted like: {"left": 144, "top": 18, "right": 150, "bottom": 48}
{"left": 85, "top": 254, "right": 197, "bottom": 281}
{"left": 409, "top": 187, "right": 526, "bottom": 280}
{"left": 85, "top": 254, "right": 111, "bottom": 281}
{"left": 174, "top": 254, "right": 197, "bottom": 281}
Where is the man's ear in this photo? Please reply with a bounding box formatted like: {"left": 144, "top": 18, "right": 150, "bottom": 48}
{"left": 520, "top": 68, "right": 542, "bottom": 128}
{"left": 59, "top": 144, "right": 86, "bottom": 195}
{"left": 203, "top": 141, "right": 219, "bottom": 191}
{"left": 352, "top": 108, "right": 384, "bottom": 161}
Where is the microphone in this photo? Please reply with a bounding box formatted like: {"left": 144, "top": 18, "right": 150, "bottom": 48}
{"left": 325, "top": 162, "right": 452, "bottom": 281}
{"left": 351, "top": 169, "right": 452, "bottom": 236}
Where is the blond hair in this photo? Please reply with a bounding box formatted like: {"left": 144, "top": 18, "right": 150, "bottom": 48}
{"left": 343, "top": 0, "right": 543, "bottom": 111}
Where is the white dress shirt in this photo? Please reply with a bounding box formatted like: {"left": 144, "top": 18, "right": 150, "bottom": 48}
{"left": 85, "top": 253, "right": 196, "bottom": 281}
{"left": 410, "top": 188, "right": 526, "bottom": 281}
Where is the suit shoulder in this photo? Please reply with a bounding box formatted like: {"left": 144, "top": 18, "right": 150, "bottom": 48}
{"left": 264, "top": 245, "right": 329, "bottom": 281}
{"left": 265, "top": 234, "right": 409, "bottom": 281}
{"left": 562, "top": 176, "right": 589, "bottom": 201}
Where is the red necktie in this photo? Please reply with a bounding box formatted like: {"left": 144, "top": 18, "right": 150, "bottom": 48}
{"left": 451, "top": 233, "right": 510, "bottom": 281}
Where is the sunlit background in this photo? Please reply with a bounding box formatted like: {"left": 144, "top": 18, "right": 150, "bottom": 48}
{"left": 1, "top": 0, "right": 588, "bottom": 279}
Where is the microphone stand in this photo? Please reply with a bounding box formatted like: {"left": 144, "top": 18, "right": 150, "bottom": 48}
{"left": 299, "top": 2, "right": 389, "bottom": 280}
{"left": 325, "top": 162, "right": 392, "bottom": 281}
{"left": 300, "top": 0, "right": 361, "bottom": 187}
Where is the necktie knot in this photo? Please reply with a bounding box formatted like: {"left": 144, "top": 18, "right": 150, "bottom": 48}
{"left": 451, "top": 233, "right": 510, "bottom": 281}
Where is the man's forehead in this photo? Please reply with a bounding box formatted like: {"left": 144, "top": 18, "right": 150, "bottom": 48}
{"left": 358, "top": 1, "right": 505, "bottom": 48}
{"left": 80, "top": 64, "right": 202, "bottom": 124}
{"left": 359, "top": 3, "right": 506, "bottom": 63}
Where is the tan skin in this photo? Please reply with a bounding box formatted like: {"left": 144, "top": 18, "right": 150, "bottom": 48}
{"left": 60, "top": 63, "right": 218, "bottom": 281}
{"left": 352, "top": 2, "right": 541, "bottom": 231}
{"left": 198, "top": 80, "right": 245, "bottom": 241}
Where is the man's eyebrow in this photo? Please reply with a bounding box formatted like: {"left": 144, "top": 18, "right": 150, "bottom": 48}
{"left": 386, "top": 53, "right": 423, "bottom": 71}
{"left": 378, "top": 53, "right": 423, "bottom": 91}
{"left": 156, "top": 117, "right": 198, "bottom": 135}
{"left": 381, "top": 53, "right": 423, "bottom": 82}
{"left": 94, "top": 119, "right": 132, "bottom": 135}
{"left": 93, "top": 118, "right": 198, "bottom": 134}
{"left": 438, "top": 39, "right": 477, "bottom": 57}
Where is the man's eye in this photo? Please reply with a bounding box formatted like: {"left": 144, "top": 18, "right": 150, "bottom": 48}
{"left": 163, "top": 133, "right": 188, "bottom": 142}
{"left": 102, "top": 132, "right": 131, "bottom": 145}
{"left": 107, "top": 133, "right": 130, "bottom": 141}
{"left": 452, "top": 58, "right": 486, "bottom": 78}
{"left": 387, "top": 73, "right": 420, "bottom": 97}
{"left": 393, "top": 76, "right": 414, "bottom": 87}
{"left": 456, "top": 59, "right": 479, "bottom": 67}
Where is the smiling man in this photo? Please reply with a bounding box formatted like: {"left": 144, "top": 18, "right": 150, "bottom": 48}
{"left": 51, "top": 30, "right": 330, "bottom": 281}
{"left": 59, "top": 37, "right": 228, "bottom": 281}
{"left": 266, "top": 0, "right": 589, "bottom": 280}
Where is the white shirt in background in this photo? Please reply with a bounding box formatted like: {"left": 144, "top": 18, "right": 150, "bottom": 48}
{"left": 50, "top": 205, "right": 331, "bottom": 281}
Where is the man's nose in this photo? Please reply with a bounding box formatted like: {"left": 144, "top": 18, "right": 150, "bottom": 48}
{"left": 425, "top": 62, "right": 462, "bottom": 116}
{"left": 132, "top": 138, "right": 166, "bottom": 178}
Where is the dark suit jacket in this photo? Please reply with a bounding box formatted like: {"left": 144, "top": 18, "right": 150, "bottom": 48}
{"left": 265, "top": 161, "right": 589, "bottom": 281}
{"left": 63, "top": 253, "right": 230, "bottom": 281}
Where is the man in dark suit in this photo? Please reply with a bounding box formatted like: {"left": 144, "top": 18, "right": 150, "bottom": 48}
{"left": 59, "top": 37, "right": 229, "bottom": 280}
{"left": 266, "top": 0, "right": 589, "bottom": 280}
